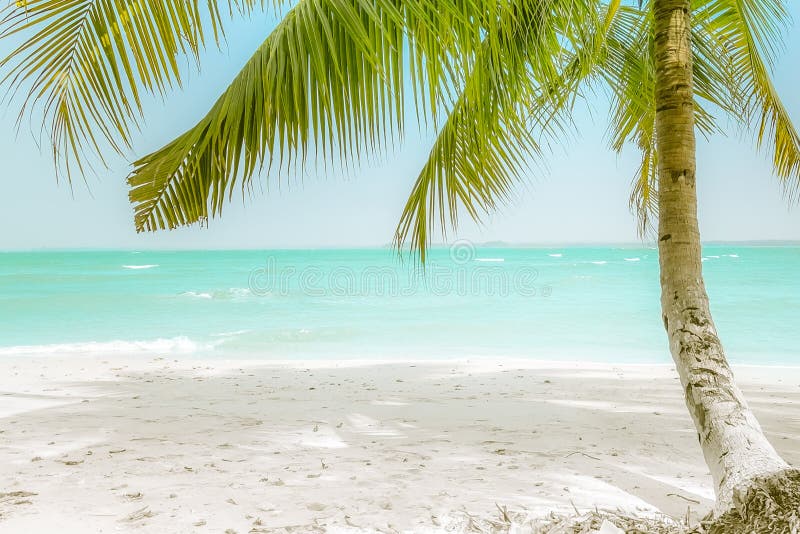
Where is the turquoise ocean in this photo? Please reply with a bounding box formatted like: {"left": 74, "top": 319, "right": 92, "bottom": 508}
{"left": 1, "top": 246, "right": 798, "bottom": 364}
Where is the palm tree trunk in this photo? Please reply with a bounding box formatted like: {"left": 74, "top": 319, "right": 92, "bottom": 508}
{"left": 652, "top": 0, "right": 789, "bottom": 513}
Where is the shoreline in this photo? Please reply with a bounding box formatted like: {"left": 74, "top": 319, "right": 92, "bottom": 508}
{"left": 2, "top": 356, "right": 799, "bottom": 532}
{"left": 7, "top": 351, "right": 800, "bottom": 369}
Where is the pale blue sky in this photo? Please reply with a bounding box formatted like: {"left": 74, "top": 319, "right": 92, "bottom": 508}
{"left": 1, "top": 5, "right": 799, "bottom": 250}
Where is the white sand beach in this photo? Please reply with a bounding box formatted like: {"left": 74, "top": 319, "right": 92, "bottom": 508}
{"left": 1, "top": 357, "right": 799, "bottom": 533}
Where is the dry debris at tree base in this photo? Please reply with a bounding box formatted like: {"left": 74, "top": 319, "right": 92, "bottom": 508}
{"left": 454, "top": 480, "right": 800, "bottom": 534}
{"left": 707, "top": 469, "right": 800, "bottom": 534}
{"left": 443, "top": 507, "right": 696, "bottom": 533}
{"left": 530, "top": 509, "right": 693, "bottom": 534}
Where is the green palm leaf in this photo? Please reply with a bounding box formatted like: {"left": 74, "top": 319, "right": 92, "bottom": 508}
{"left": 695, "top": 0, "right": 800, "bottom": 196}
{"left": 602, "top": 2, "right": 733, "bottom": 235}
{"left": 127, "top": 0, "right": 488, "bottom": 232}
{"left": 0, "top": 0, "right": 262, "bottom": 177}
{"left": 395, "top": 0, "right": 613, "bottom": 258}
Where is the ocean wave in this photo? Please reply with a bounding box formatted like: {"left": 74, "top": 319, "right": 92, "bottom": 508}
{"left": 211, "top": 329, "right": 252, "bottom": 338}
{"left": 229, "top": 288, "right": 252, "bottom": 298}
{"left": 212, "top": 327, "right": 344, "bottom": 348}
{"left": 181, "top": 291, "right": 213, "bottom": 299}
{"left": 548, "top": 253, "right": 563, "bottom": 258}
{"left": 0, "top": 336, "right": 210, "bottom": 356}
{"left": 591, "top": 261, "right": 607, "bottom": 265}
{"left": 122, "top": 264, "right": 159, "bottom": 270}
{"left": 727, "top": 254, "right": 740, "bottom": 258}
{"left": 475, "top": 258, "right": 505, "bottom": 263}
{"left": 624, "top": 257, "right": 641, "bottom": 262}
{"left": 180, "top": 288, "right": 252, "bottom": 300}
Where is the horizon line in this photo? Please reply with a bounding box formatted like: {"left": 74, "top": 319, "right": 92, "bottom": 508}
{"left": 3, "top": 239, "right": 800, "bottom": 253}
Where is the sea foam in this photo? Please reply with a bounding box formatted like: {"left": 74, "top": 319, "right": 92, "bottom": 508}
{"left": 122, "top": 264, "right": 159, "bottom": 270}
{"left": 0, "top": 336, "right": 208, "bottom": 356}
{"left": 181, "top": 291, "right": 213, "bottom": 299}
{"left": 180, "top": 288, "right": 252, "bottom": 300}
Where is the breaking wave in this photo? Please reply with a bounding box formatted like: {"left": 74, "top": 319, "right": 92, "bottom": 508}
{"left": 122, "top": 264, "right": 159, "bottom": 270}
{"left": 0, "top": 336, "right": 210, "bottom": 356}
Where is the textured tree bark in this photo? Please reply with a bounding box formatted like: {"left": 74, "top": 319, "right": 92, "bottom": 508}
{"left": 652, "top": 0, "right": 789, "bottom": 514}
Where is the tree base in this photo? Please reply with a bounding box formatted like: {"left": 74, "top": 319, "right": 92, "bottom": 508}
{"left": 708, "top": 469, "right": 800, "bottom": 533}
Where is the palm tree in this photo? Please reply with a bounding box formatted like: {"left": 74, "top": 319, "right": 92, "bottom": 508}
{"left": 2, "top": 0, "right": 799, "bottom": 526}
{"left": 650, "top": 0, "right": 799, "bottom": 527}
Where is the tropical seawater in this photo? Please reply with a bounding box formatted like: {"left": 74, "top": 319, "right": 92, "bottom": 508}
{"left": 1, "top": 246, "right": 798, "bottom": 364}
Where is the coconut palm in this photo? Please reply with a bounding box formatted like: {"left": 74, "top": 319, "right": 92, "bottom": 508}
{"left": 2, "top": 0, "right": 799, "bottom": 526}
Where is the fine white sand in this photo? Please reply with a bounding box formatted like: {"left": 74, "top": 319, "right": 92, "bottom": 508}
{"left": 1, "top": 357, "right": 799, "bottom": 533}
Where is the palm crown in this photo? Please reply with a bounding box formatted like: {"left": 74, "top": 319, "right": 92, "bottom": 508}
{"left": 1, "top": 0, "right": 797, "bottom": 257}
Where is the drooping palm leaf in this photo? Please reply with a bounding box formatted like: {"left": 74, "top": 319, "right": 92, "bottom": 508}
{"left": 127, "top": 0, "right": 493, "bottom": 232}
{"left": 598, "top": 4, "right": 658, "bottom": 234}
{"left": 0, "top": 0, "right": 263, "bottom": 177}
{"left": 694, "top": 0, "right": 800, "bottom": 197}
{"left": 602, "top": 1, "right": 735, "bottom": 235}
{"left": 395, "top": 0, "right": 612, "bottom": 258}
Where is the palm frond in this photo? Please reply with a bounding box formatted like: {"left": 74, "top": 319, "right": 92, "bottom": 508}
{"left": 603, "top": 2, "right": 727, "bottom": 235}
{"left": 694, "top": 0, "right": 800, "bottom": 197}
{"left": 0, "top": 0, "right": 263, "bottom": 178}
{"left": 128, "top": 0, "right": 489, "bottom": 233}
{"left": 395, "top": 0, "right": 611, "bottom": 259}
{"left": 628, "top": 119, "right": 658, "bottom": 236}
{"left": 600, "top": 5, "right": 658, "bottom": 234}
